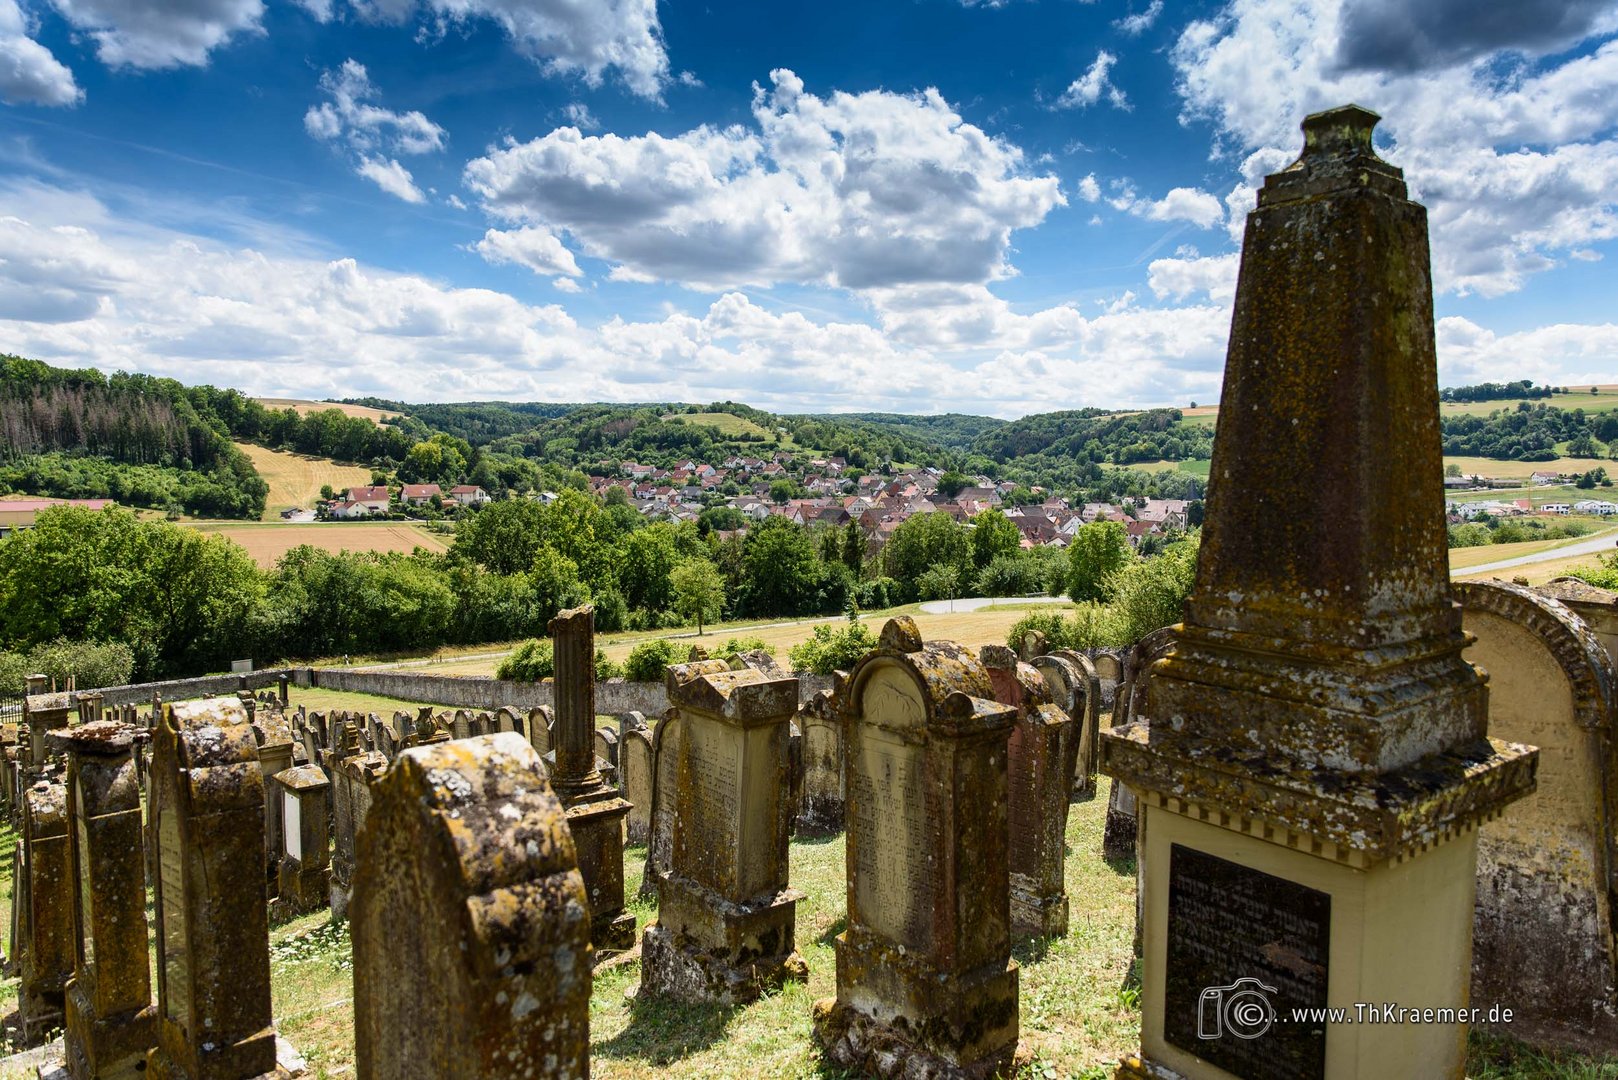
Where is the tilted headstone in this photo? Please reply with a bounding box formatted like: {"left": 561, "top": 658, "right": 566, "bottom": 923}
{"left": 147, "top": 698, "right": 281, "bottom": 1079}
{"left": 642, "top": 661, "right": 806, "bottom": 1003}
{"left": 641, "top": 707, "right": 683, "bottom": 900}
{"left": 1458, "top": 580, "right": 1618, "bottom": 1048}
{"left": 593, "top": 727, "right": 618, "bottom": 772}
{"left": 328, "top": 748, "right": 387, "bottom": 921}
{"left": 620, "top": 727, "right": 655, "bottom": 845}
{"left": 352, "top": 733, "right": 591, "bottom": 1080}
{"left": 812, "top": 617, "right": 1020, "bottom": 1076}
{"left": 982, "top": 645, "right": 1076, "bottom": 939}
{"left": 50, "top": 721, "right": 156, "bottom": 1079}
{"left": 17, "top": 777, "right": 73, "bottom": 1044}
{"left": 528, "top": 706, "right": 553, "bottom": 758}
{"left": 547, "top": 605, "right": 635, "bottom": 950}
{"left": 1038, "top": 649, "right": 1100, "bottom": 801}
{"left": 795, "top": 688, "right": 844, "bottom": 835}
{"left": 1100, "top": 106, "right": 1538, "bottom": 1080}
{"left": 272, "top": 765, "right": 332, "bottom": 918}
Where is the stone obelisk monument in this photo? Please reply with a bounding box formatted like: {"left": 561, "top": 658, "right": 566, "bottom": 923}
{"left": 549, "top": 604, "right": 636, "bottom": 950}
{"left": 1101, "top": 105, "right": 1539, "bottom": 1080}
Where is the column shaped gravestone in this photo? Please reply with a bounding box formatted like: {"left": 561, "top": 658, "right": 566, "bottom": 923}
{"left": 352, "top": 733, "right": 591, "bottom": 1080}
{"left": 49, "top": 721, "right": 156, "bottom": 1080}
{"left": 642, "top": 661, "right": 807, "bottom": 1003}
{"left": 981, "top": 645, "right": 1076, "bottom": 939}
{"left": 272, "top": 765, "right": 332, "bottom": 919}
{"left": 1457, "top": 581, "right": 1618, "bottom": 1050}
{"left": 147, "top": 698, "right": 283, "bottom": 1080}
{"left": 25, "top": 690, "right": 73, "bottom": 774}
{"left": 795, "top": 688, "right": 845, "bottom": 835}
{"left": 1100, "top": 106, "right": 1538, "bottom": 1080}
{"left": 18, "top": 777, "right": 73, "bottom": 1044}
{"left": 812, "top": 617, "right": 1021, "bottom": 1077}
{"left": 547, "top": 605, "right": 636, "bottom": 950}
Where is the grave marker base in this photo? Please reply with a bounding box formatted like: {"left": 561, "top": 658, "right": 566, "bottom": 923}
{"left": 63, "top": 983, "right": 155, "bottom": 1080}
{"left": 642, "top": 881, "right": 806, "bottom": 1004}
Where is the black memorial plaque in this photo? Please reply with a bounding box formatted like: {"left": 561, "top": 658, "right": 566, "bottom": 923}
{"left": 1163, "top": 844, "right": 1330, "bottom": 1080}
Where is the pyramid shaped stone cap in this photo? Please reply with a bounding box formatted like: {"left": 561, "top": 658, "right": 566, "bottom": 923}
{"left": 1261, "top": 102, "right": 1405, "bottom": 204}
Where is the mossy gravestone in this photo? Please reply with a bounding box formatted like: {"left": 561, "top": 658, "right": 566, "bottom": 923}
{"left": 52, "top": 721, "right": 156, "bottom": 1080}
{"left": 352, "top": 733, "right": 591, "bottom": 1080}
{"left": 812, "top": 617, "right": 1021, "bottom": 1078}
{"left": 147, "top": 698, "right": 281, "bottom": 1080}
{"left": 18, "top": 777, "right": 72, "bottom": 1044}
{"left": 642, "top": 660, "right": 807, "bottom": 1003}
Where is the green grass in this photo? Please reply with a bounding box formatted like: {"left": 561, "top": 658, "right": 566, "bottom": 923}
{"left": 1119, "top": 459, "right": 1211, "bottom": 479}
{"left": 2, "top": 776, "right": 1614, "bottom": 1077}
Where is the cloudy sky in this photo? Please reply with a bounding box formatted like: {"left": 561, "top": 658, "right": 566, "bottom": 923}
{"left": 1, "top": 0, "right": 1615, "bottom": 417}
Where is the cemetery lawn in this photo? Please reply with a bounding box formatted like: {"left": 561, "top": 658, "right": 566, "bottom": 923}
{"left": 2, "top": 787, "right": 1616, "bottom": 1077}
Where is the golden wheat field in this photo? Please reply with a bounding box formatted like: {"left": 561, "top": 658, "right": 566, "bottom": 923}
{"left": 235, "top": 442, "right": 374, "bottom": 520}
{"left": 254, "top": 398, "right": 401, "bottom": 425}
{"left": 188, "top": 521, "right": 451, "bottom": 567}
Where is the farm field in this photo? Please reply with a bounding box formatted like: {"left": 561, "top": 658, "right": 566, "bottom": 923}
{"left": 1174, "top": 385, "right": 1618, "bottom": 429}
{"left": 235, "top": 442, "right": 372, "bottom": 520}
{"left": 187, "top": 520, "right": 450, "bottom": 568}
{"left": 664, "top": 411, "right": 777, "bottom": 439}
{"left": 255, "top": 397, "right": 400, "bottom": 425}
{"left": 1442, "top": 455, "right": 1615, "bottom": 480}
{"left": 1121, "top": 458, "right": 1211, "bottom": 478}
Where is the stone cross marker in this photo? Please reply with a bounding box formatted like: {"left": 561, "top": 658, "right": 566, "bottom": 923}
{"left": 1100, "top": 106, "right": 1538, "bottom": 1080}
{"left": 352, "top": 733, "right": 592, "bottom": 1080}
{"left": 50, "top": 721, "right": 156, "bottom": 1079}
{"left": 147, "top": 697, "right": 281, "bottom": 1080}
{"left": 642, "top": 660, "right": 807, "bottom": 1003}
{"left": 17, "top": 777, "right": 73, "bottom": 1044}
{"left": 812, "top": 617, "right": 1021, "bottom": 1076}
{"left": 1458, "top": 580, "right": 1618, "bottom": 1049}
{"left": 981, "top": 645, "right": 1076, "bottom": 939}
{"left": 547, "top": 605, "right": 635, "bottom": 950}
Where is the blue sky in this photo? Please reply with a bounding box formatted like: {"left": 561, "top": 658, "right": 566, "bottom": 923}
{"left": 1, "top": 0, "right": 1616, "bottom": 417}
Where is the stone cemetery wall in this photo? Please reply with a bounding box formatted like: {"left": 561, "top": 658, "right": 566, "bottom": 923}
{"left": 1458, "top": 580, "right": 1617, "bottom": 1050}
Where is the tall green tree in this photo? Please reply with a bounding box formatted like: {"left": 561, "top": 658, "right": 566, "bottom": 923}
{"left": 738, "top": 516, "right": 823, "bottom": 616}
{"left": 883, "top": 511, "right": 971, "bottom": 598}
{"left": 670, "top": 559, "right": 726, "bottom": 635}
{"left": 618, "top": 523, "right": 680, "bottom": 613}
{"left": 452, "top": 499, "right": 547, "bottom": 575}
{"left": 970, "top": 508, "right": 1023, "bottom": 568}
{"left": 1066, "top": 520, "right": 1133, "bottom": 603}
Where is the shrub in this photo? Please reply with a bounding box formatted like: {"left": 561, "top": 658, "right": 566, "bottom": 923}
{"left": 788, "top": 622, "right": 878, "bottom": 675}
{"left": 3, "top": 638, "right": 137, "bottom": 694}
{"left": 1571, "top": 552, "right": 1618, "bottom": 590}
{"left": 1447, "top": 523, "right": 1491, "bottom": 548}
{"left": 854, "top": 576, "right": 900, "bottom": 611}
{"left": 497, "top": 638, "right": 554, "bottom": 681}
{"left": 593, "top": 586, "right": 629, "bottom": 633}
{"left": 624, "top": 638, "right": 685, "bottom": 682}
{"left": 1109, "top": 538, "right": 1199, "bottom": 643}
{"left": 1007, "top": 611, "right": 1078, "bottom": 653}
{"left": 595, "top": 648, "right": 623, "bottom": 681}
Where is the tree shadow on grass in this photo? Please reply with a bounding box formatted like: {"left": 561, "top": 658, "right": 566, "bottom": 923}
{"left": 594, "top": 986, "right": 739, "bottom": 1066}
{"left": 816, "top": 915, "right": 847, "bottom": 948}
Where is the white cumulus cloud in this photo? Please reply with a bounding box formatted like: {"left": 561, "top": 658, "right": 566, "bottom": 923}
{"left": 1114, "top": 0, "right": 1163, "bottom": 36}
{"left": 0, "top": 0, "right": 81, "bottom": 104}
{"left": 1108, "top": 181, "right": 1225, "bottom": 228}
{"left": 47, "top": 0, "right": 265, "bottom": 69}
{"left": 474, "top": 225, "right": 582, "bottom": 277}
{"left": 1172, "top": 0, "right": 1618, "bottom": 296}
{"left": 1055, "top": 50, "right": 1129, "bottom": 110}
{"left": 306, "top": 60, "right": 445, "bottom": 203}
{"left": 335, "top": 0, "right": 668, "bottom": 99}
{"left": 463, "top": 69, "right": 1065, "bottom": 294}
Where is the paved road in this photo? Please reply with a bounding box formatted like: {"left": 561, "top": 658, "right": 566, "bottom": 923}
{"left": 1453, "top": 527, "right": 1618, "bottom": 578}
{"left": 917, "top": 595, "right": 1072, "bottom": 615}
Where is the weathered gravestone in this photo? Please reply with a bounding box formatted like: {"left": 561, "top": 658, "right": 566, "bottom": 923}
{"left": 1038, "top": 649, "right": 1100, "bottom": 801}
{"left": 25, "top": 690, "right": 73, "bottom": 773}
{"left": 17, "top": 777, "right": 73, "bottom": 1044}
{"left": 1100, "top": 106, "right": 1538, "bottom": 1080}
{"left": 251, "top": 710, "right": 295, "bottom": 893}
{"left": 594, "top": 727, "right": 618, "bottom": 772}
{"left": 50, "top": 721, "right": 156, "bottom": 1079}
{"left": 147, "top": 698, "right": 283, "bottom": 1079}
{"left": 981, "top": 645, "right": 1077, "bottom": 939}
{"left": 272, "top": 765, "right": 332, "bottom": 919}
{"left": 548, "top": 606, "right": 635, "bottom": 950}
{"left": 352, "top": 733, "right": 591, "bottom": 1080}
{"left": 642, "top": 661, "right": 807, "bottom": 1003}
{"left": 327, "top": 746, "right": 387, "bottom": 922}
{"left": 620, "top": 727, "right": 654, "bottom": 845}
{"left": 812, "top": 617, "right": 1021, "bottom": 1077}
{"left": 1457, "top": 580, "right": 1618, "bottom": 1050}
{"left": 796, "top": 687, "right": 844, "bottom": 835}
{"left": 641, "top": 706, "right": 682, "bottom": 900}
{"left": 1102, "top": 627, "right": 1175, "bottom": 863}
{"left": 528, "top": 706, "right": 553, "bottom": 758}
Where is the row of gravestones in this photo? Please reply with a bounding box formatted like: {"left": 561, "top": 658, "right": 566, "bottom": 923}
{"left": 1099, "top": 576, "right": 1618, "bottom": 1052}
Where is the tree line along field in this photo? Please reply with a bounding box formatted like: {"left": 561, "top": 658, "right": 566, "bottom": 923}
{"left": 252, "top": 397, "right": 400, "bottom": 425}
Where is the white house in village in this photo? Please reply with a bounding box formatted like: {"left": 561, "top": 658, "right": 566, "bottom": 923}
{"left": 1573, "top": 499, "right": 1618, "bottom": 515}
{"left": 449, "top": 485, "right": 490, "bottom": 506}
{"left": 1542, "top": 503, "right": 1571, "bottom": 514}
